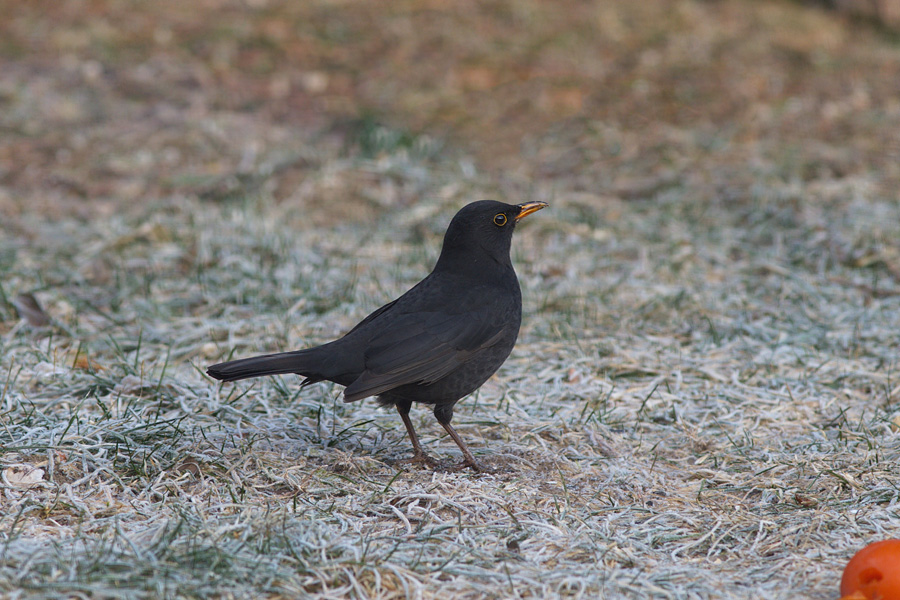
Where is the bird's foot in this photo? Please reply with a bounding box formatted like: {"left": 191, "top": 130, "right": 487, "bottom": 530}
{"left": 445, "top": 458, "right": 494, "bottom": 474}
{"left": 394, "top": 451, "right": 438, "bottom": 469}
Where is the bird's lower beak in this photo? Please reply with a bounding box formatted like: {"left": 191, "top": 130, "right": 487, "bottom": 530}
{"left": 515, "top": 201, "right": 549, "bottom": 221}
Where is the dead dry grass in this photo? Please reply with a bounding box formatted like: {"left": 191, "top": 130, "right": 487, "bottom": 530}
{"left": 2, "top": 1, "right": 900, "bottom": 599}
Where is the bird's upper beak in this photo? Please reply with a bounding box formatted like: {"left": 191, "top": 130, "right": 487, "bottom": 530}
{"left": 515, "top": 201, "right": 549, "bottom": 222}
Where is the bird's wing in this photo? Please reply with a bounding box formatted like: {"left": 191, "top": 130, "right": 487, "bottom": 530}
{"left": 341, "top": 309, "right": 508, "bottom": 402}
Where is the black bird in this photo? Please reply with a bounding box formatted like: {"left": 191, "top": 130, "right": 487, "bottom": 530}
{"left": 207, "top": 200, "right": 547, "bottom": 471}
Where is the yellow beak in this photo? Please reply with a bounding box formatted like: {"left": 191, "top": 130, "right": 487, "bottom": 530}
{"left": 515, "top": 201, "right": 549, "bottom": 222}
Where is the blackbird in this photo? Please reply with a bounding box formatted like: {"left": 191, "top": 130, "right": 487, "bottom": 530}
{"left": 207, "top": 200, "right": 547, "bottom": 471}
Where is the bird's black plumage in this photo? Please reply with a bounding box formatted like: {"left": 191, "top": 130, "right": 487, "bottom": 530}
{"left": 207, "top": 200, "right": 547, "bottom": 470}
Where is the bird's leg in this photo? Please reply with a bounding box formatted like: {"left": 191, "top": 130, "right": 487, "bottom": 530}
{"left": 434, "top": 404, "right": 487, "bottom": 472}
{"left": 438, "top": 421, "right": 484, "bottom": 472}
{"left": 394, "top": 400, "right": 436, "bottom": 468}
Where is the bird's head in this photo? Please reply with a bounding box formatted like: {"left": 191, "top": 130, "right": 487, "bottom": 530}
{"left": 435, "top": 200, "right": 548, "bottom": 272}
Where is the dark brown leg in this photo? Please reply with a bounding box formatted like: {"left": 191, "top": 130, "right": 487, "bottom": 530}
{"left": 434, "top": 403, "right": 488, "bottom": 472}
{"left": 394, "top": 401, "right": 436, "bottom": 468}
{"left": 438, "top": 421, "right": 485, "bottom": 472}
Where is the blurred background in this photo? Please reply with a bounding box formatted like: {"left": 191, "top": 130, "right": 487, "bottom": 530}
{"left": 2, "top": 0, "right": 899, "bottom": 224}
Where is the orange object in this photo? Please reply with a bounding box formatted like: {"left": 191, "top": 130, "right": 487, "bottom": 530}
{"left": 841, "top": 539, "right": 900, "bottom": 600}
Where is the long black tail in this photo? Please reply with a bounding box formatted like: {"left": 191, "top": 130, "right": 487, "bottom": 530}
{"left": 207, "top": 349, "right": 322, "bottom": 383}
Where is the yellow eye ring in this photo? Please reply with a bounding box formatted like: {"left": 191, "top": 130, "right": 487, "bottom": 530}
{"left": 493, "top": 213, "right": 507, "bottom": 226}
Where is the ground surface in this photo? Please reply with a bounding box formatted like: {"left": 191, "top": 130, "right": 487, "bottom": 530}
{"left": 1, "top": 1, "right": 899, "bottom": 598}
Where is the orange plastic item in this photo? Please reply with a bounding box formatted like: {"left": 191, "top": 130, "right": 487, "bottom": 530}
{"left": 840, "top": 539, "right": 900, "bottom": 600}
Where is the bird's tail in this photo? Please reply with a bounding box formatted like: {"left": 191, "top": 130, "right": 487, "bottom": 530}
{"left": 206, "top": 349, "right": 324, "bottom": 383}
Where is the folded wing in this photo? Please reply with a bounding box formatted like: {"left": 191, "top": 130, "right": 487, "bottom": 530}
{"left": 342, "top": 309, "right": 507, "bottom": 402}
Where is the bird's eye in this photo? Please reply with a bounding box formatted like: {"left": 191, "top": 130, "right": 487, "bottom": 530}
{"left": 493, "top": 213, "right": 508, "bottom": 227}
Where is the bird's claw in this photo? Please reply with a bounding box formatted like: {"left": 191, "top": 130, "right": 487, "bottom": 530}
{"left": 395, "top": 453, "right": 492, "bottom": 473}
{"left": 446, "top": 459, "right": 493, "bottom": 474}
{"left": 395, "top": 452, "right": 438, "bottom": 469}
